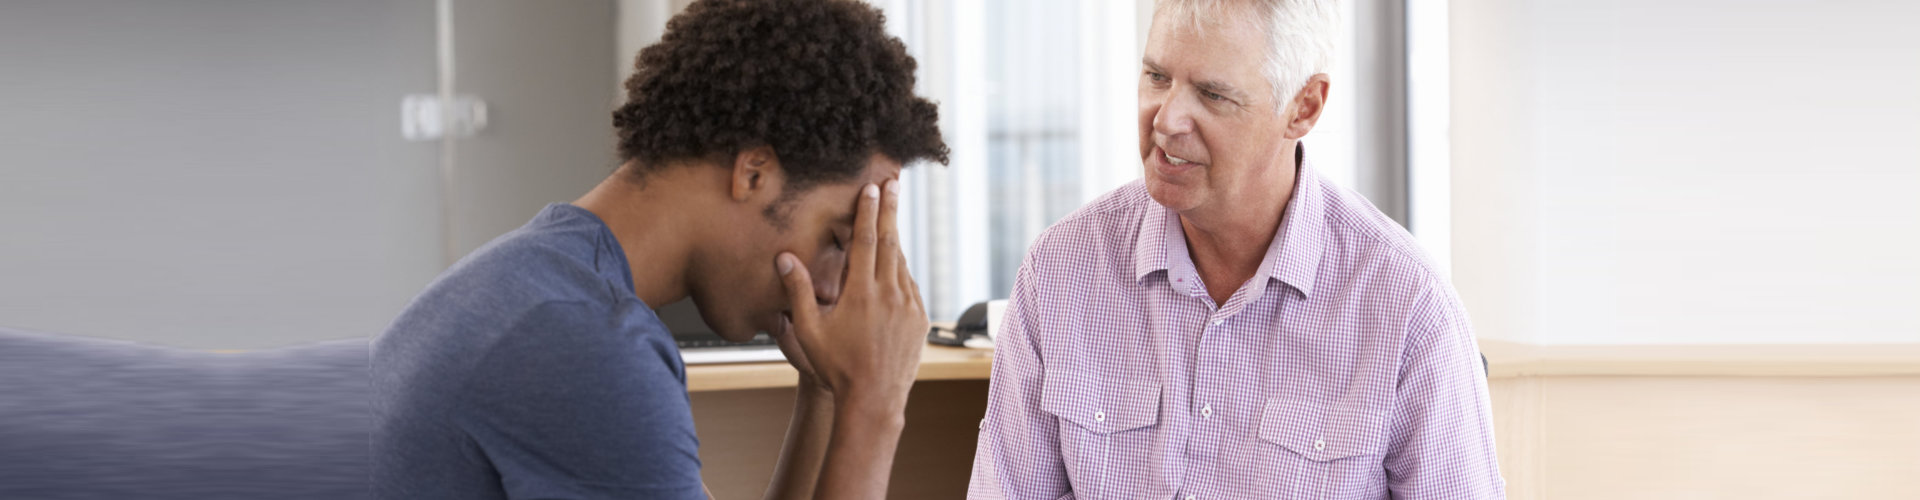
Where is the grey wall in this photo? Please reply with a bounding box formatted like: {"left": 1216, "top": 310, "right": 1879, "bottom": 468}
{"left": 447, "top": 0, "right": 619, "bottom": 258}
{"left": 0, "top": 0, "right": 616, "bottom": 349}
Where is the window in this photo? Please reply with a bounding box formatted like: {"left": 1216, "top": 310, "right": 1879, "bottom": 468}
{"left": 875, "top": 0, "right": 1410, "bottom": 319}
{"left": 872, "top": 0, "right": 1141, "bottom": 319}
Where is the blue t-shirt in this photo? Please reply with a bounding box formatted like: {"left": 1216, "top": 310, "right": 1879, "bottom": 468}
{"left": 372, "top": 204, "right": 703, "bottom": 500}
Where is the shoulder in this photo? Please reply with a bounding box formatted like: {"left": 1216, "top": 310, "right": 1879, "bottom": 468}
{"left": 452, "top": 220, "right": 609, "bottom": 296}
{"left": 1025, "top": 180, "right": 1153, "bottom": 268}
{"left": 388, "top": 209, "right": 624, "bottom": 336}
{"left": 1296, "top": 174, "right": 1475, "bottom": 358}
{"left": 482, "top": 300, "right": 679, "bottom": 379}
{"left": 1314, "top": 175, "right": 1448, "bottom": 291}
{"left": 374, "top": 221, "right": 616, "bottom": 364}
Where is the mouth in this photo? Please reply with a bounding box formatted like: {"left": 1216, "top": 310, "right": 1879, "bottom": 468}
{"left": 1151, "top": 145, "right": 1205, "bottom": 173}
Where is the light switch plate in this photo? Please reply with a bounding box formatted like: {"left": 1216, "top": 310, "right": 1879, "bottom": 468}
{"left": 401, "top": 94, "right": 487, "bottom": 141}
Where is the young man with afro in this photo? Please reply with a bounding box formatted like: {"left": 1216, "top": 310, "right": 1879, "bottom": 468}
{"left": 371, "top": 1, "right": 948, "bottom": 498}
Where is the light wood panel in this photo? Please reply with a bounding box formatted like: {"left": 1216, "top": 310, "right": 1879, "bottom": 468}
{"left": 1484, "top": 341, "right": 1920, "bottom": 500}
{"left": 1514, "top": 376, "right": 1920, "bottom": 499}
{"left": 692, "top": 380, "right": 989, "bottom": 500}
{"left": 1480, "top": 340, "right": 1920, "bottom": 378}
{"left": 1490, "top": 377, "right": 1544, "bottom": 500}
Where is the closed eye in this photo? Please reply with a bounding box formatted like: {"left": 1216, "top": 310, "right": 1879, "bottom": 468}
{"left": 830, "top": 226, "right": 851, "bottom": 252}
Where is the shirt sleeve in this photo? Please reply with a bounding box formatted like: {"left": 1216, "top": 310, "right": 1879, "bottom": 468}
{"left": 1383, "top": 278, "right": 1507, "bottom": 499}
{"left": 967, "top": 251, "right": 1073, "bottom": 500}
{"left": 456, "top": 300, "right": 706, "bottom": 500}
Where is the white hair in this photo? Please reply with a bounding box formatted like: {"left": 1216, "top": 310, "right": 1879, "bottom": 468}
{"left": 1154, "top": 0, "right": 1340, "bottom": 114}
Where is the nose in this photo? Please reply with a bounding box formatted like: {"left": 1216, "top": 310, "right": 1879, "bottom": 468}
{"left": 1151, "top": 87, "right": 1196, "bottom": 140}
{"left": 811, "top": 270, "right": 843, "bottom": 306}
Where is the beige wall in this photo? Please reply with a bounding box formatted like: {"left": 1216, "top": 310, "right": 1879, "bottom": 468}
{"left": 1452, "top": 0, "right": 1920, "bottom": 492}
{"left": 1450, "top": 0, "right": 1920, "bottom": 346}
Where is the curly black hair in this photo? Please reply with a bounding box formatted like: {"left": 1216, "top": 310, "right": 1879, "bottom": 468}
{"left": 612, "top": 0, "right": 949, "bottom": 195}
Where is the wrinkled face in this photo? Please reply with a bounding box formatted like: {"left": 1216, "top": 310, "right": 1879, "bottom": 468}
{"left": 691, "top": 153, "right": 902, "bottom": 342}
{"left": 1138, "top": 10, "right": 1296, "bottom": 215}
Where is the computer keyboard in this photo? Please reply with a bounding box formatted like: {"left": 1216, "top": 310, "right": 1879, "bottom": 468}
{"left": 674, "top": 333, "right": 777, "bottom": 349}
{"left": 674, "top": 332, "right": 785, "bottom": 365}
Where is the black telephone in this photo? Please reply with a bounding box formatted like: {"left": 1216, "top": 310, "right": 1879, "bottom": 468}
{"left": 927, "top": 300, "right": 999, "bottom": 348}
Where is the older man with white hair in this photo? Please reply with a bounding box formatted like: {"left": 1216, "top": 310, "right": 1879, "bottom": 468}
{"left": 965, "top": 0, "right": 1503, "bottom": 498}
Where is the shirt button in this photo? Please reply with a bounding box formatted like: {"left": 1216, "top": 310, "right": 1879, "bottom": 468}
{"left": 1094, "top": 411, "right": 1106, "bottom": 423}
{"left": 1185, "top": 496, "right": 1197, "bottom": 500}
{"left": 1211, "top": 319, "right": 1223, "bottom": 326}
{"left": 1200, "top": 404, "right": 1213, "bottom": 419}
{"left": 978, "top": 419, "right": 985, "bottom": 430}
{"left": 1314, "top": 439, "right": 1327, "bottom": 451}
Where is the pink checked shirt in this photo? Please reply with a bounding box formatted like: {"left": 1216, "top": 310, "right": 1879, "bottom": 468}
{"left": 967, "top": 155, "right": 1504, "bottom": 499}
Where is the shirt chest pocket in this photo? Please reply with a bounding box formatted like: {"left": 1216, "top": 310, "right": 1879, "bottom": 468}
{"left": 1253, "top": 399, "right": 1390, "bottom": 498}
{"left": 1039, "top": 371, "right": 1167, "bottom": 498}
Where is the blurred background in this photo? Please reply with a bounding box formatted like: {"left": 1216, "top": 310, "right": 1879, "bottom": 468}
{"left": 2, "top": 0, "right": 1917, "bottom": 498}
{"left": 0, "top": 0, "right": 1434, "bottom": 350}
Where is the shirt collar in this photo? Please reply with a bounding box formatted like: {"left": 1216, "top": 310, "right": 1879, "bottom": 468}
{"left": 1272, "top": 148, "right": 1326, "bottom": 300}
{"left": 1133, "top": 197, "right": 1175, "bottom": 282}
{"left": 1133, "top": 144, "right": 1326, "bottom": 301}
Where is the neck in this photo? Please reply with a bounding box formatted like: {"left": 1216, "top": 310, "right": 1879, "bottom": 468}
{"left": 572, "top": 166, "right": 702, "bottom": 309}
{"left": 1177, "top": 143, "right": 1299, "bottom": 294}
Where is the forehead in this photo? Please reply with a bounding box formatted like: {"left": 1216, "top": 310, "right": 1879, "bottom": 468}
{"left": 795, "top": 153, "right": 902, "bottom": 207}
{"left": 1146, "top": 6, "right": 1269, "bottom": 80}
{"left": 855, "top": 153, "right": 903, "bottom": 184}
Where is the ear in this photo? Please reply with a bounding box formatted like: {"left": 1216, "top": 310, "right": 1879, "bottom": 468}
{"left": 1282, "top": 73, "right": 1331, "bottom": 140}
{"left": 728, "top": 145, "right": 782, "bottom": 203}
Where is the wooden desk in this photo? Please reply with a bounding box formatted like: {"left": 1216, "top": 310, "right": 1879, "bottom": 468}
{"left": 689, "top": 344, "right": 995, "bottom": 392}
{"left": 694, "top": 337, "right": 1920, "bottom": 499}
{"left": 689, "top": 343, "right": 995, "bottom": 500}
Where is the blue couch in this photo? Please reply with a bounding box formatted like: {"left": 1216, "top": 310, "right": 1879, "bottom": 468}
{"left": 0, "top": 328, "right": 370, "bottom": 499}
